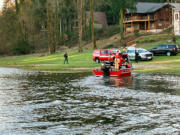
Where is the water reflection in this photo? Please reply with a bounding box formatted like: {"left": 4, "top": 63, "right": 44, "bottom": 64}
{"left": 103, "top": 75, "right": 132, "bottom": 88}
{"left": 0, "top": 68, "right": 180, "bottom": 135}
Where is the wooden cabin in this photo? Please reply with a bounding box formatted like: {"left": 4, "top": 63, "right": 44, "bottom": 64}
{"left": 124, "top": 2, "right": 172, "bottom": 34}
{"left": 86, "top": 11, "right": 108, "bottom": 29}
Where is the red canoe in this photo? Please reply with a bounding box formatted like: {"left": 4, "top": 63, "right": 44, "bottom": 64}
{"left": 93, "top": 68, "right": 133, "bottom": 77}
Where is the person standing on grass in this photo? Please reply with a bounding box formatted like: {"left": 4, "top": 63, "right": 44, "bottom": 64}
{"left": 135, "top": 49, "right": 139, "bottom": 63}
{"left": 64, "top": 52, "right": 69, "bottom": 64}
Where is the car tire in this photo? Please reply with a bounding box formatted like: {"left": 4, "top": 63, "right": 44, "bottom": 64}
{"left": 150, "top": 57, "right": 153, "bottom": 60}
{"left": 95, "top": 58, "right": 100, "bottom": 63}
{"left": 167, "top": 52, "right": 171, "bottom": 56}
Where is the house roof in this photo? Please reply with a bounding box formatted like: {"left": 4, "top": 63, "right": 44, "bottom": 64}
{"left": 171, "top": 3, "right": 180, "bottom": 10}
{"left": 126, "top": 2, "right": 169, "bottom": 14}
{"left": 86, "top": 11, "right": 108, "bottom": 27}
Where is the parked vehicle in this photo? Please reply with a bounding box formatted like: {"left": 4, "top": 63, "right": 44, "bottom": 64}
{"left": 127, "top": 47, "right": 153, "bottom": 60}
{"left": 92, "top": 49, "right": 119, "bottom": 63}
{"left": 93, "top": 49, "right": 129, "bottom": 63}
{"left": 149, "top": 44, "right": 179, "bottom": 56}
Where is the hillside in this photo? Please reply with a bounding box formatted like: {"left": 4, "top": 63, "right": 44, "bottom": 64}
{"left": 0, "top": 31, "right": 180, "bottom": 75}
{"left": 84, "top": 26, "right": 177, "bottom": 50}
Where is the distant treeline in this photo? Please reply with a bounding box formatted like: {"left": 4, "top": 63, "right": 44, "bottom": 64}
{"left": 0, "top": 0, "right": 178, "bottom": 55}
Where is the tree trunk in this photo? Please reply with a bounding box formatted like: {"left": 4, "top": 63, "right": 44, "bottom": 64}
{"left": 83, "top": 0, "right": 88, "bottom": 40}
{"left": 90, "top": 0, "right": 97, "bottom": 49}
{"left": 15, "top": 0, "right": 19, "bottom": 14}
{"left": 46, "top": 0, "right": 51, "bottom": 53}
{"left": 60, "top": 18, "right": 62, "bottom": 37}
{"left": 51, "top": 13, "right": 56, "bottom": 53}
{"left": 46, "top": 0, "right": 55, "bottom": 54}
{"left": 120, "top": 8, "right": 124, "bottom": 40}
{"left": 20, "top": 0, "right": 24, "bottom": 5}
{"left": 77, "top": 0, "right": 83, "bottom": 52}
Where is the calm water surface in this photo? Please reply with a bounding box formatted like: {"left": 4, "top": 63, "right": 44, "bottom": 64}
{"left": 0, "top": 68, "right": 180, "bottom": 135}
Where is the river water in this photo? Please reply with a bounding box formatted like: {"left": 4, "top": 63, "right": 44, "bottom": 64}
{"left": 0, "top": 68, "right": 179, "bottom": 135}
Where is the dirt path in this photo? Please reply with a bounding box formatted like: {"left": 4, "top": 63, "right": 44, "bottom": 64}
{"left": 149, "top": 59, "right": 180, "bottom": 64}
{"left": 132, "top": 60, "right": 178, "bottom": 72}
{"left": 84, "top": 34, "right": 120, "bottom": 49}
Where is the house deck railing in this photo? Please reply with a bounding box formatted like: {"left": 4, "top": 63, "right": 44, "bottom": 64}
{"left": 124, "top": 16, "right": 155, "bottom": 22}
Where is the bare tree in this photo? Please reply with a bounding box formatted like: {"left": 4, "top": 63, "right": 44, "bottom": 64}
{"left": 46, "top": 0, "right": 56, "bottom": 54}
{"left": 77, "top": 0, "right": 83, "bottom": 52}
{"left": 90, "top": 0, "right": 97, "bottom": 49}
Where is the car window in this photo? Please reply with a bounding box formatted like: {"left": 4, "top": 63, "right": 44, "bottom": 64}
{"left": 101, "top": 50, "right": 106, "bottom": 54}
{"left": 107, "top": 51, "right": 111, "bottom": 55}
{"left": 104, "top": 50, "right": 109, "bottom": 54}
{"left": 138, "top": 49, "right": 147, "bottom": 53}
{"left": 157, "top": 45, "right": 167, "bottom": 49}
{"left": 164, "top": 45, "right": 168, "bottom": 48}
{"left": 127, "top": 50, "right": 135, "bottom": 53}
{"left": 168, "top": 45, "right": 175, "bottom": 49}
{"left": 112, "top": 50, "right": 118, "bottom": 54}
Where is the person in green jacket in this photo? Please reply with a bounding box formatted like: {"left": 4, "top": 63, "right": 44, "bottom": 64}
{"left": 64, "top": 52, "right": 69, "bottom": 64}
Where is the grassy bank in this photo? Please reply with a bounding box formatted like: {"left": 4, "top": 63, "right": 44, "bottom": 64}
{"left": 133, "top": 54, "right": 180, "bottom": 75}
{"left": 1, "top": 32, "right": 180, "bottom": 75}
{"left": 0, "top": 47, "right": 180, "bottom": 75}
{"left": 0, "top": 49, "right": 98, "bottom": 73}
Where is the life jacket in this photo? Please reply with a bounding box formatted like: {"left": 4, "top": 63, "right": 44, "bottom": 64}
{"left": 119, "top": 56, "right": 125, "bottom": 66}
{"left": 126, "top": 63, "right": 131, "bottom": 68}
{"left": 115, "top": 52, "right": 119, "bottom": 58}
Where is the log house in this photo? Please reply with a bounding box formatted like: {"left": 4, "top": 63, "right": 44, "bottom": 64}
{"left": 124, "top": 2, "right": 172, "bottom": 34}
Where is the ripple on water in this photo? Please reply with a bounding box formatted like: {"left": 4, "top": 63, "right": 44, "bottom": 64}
{"left": 71, "top": 74, "right": 180, "bottom": 134}
{"left": 0, "top": 68, "right": 180, "bottom": 134}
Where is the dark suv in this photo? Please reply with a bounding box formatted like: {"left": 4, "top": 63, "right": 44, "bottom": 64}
{"left": 149, "top": 44, "right": 179, "bottom": 56}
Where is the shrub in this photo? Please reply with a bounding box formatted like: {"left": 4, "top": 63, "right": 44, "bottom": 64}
{"left": 12, "top": 40, "right": 34, "bottom": 55}
{"left": 102, "top": 25, "right": 120, "bottom": 38}
{"left": 136, "top": 37, "right": 156, "bottom": 43}
{"left": 136, "top": 34, "right": 171, "bottom": 44}
{"left": 95, "top": 25, "right": 120, "bottom": 40}
{"left": 175, "top": 36, "right": 180, "bottom": 47}
{"left": 103, "top": 44, "right": 116, "bottom": 49}
{"left": 64, "top": 31, "right": 78, "bottom": 47}
{"left": 134, "top": 30, "right": 139, "bottom": 37}
{"left": 95, "top": 28, "right": 103, "bottom": 40}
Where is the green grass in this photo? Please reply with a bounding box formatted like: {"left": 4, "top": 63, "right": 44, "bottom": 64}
{"left": 1, "top": 47, "right": 180, "bottom": 75}
{"left": 175, "top": 37, "right": 180, "bottom": 47}
{"left": 1, "top": 36, "right": 180, "bottom": 75}
{"left": 131, "top": 40, "right": 180, "bottom": 75}
{"left": 0, "top": 49, "right": 99, "bottom": 72}
{"left": 139, "top": 42, "right": 162, "bottom": 50}
{"left": 137, "top": 35, "right": 180, "bottom": 50}
{"left": 136, "top": 34, "right": 171, "bottom": 44}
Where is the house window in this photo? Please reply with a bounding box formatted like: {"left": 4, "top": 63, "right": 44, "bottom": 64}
{"left": 152, "top": 24, "right": 155, "bottom": 28}
{"left": 158, "top": 23, "right": 162, "bottom": 27}
{"left": 175, "top": 13, "right": 179, "bottom": 20}
{"left": 159, "top": 13, "right": 162, "bottom": 18}
{"left": 127, "top": 23, "right": 131, "bottom": 28}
